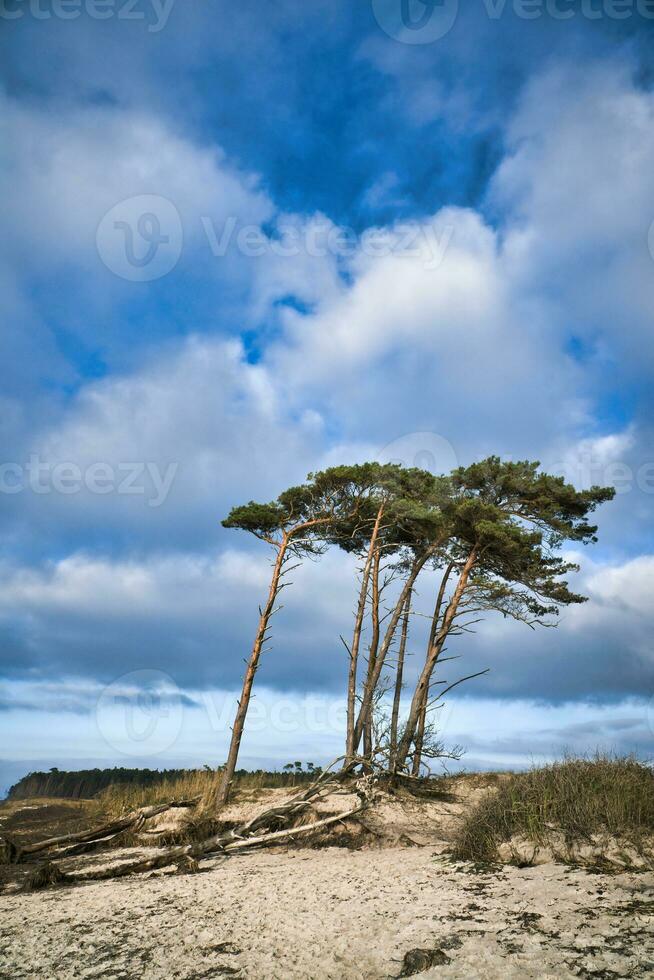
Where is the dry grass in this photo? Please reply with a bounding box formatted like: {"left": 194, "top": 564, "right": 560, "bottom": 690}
{"left": 453, "top": 755, "right": 654, "bottom": 863}
{"left": 98, "top": 770, "right": 211, "bottom": 816}
{"left": 97, "top": 768, "right": 314, "bottom": 818}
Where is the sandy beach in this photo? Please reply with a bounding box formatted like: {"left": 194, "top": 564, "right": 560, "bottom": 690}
{"left": 2, "top": 845, "right": 653, "bottom": 979}
{"left": 1, "top": 779, "right": 653, "bottom": 980}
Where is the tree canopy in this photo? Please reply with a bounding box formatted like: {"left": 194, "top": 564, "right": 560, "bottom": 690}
{"left": 215, "top": 456, "right": 615, "bottom": 800}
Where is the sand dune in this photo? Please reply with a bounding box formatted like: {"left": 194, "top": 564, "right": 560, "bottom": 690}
{"left": 1, "top": 777, "right": 653, "bottom": 979}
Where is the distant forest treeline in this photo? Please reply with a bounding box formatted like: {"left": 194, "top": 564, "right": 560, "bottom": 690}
{"left": 7, "top": 763, "right": 319, "bottom": 800}
{"left": 8, "top": 767, "right": 192, "bottom": 800}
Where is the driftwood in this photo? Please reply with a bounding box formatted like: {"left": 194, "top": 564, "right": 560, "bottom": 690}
{"left": 11, "top": 764, "right": 337, "bottom": 868}
{"left": 21, "top": 764, "right": 374, "bottom": 890}
{"left": 2, "top": 798, "right": 199, "bottom": 865}
{"left": 222, "top": 799, "right": 366, "bottom": 853}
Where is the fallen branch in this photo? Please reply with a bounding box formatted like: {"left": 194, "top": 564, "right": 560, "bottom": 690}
{"left": 23, "top": 772, "right": 375, "bottom": 888}
{"left": 235, "top": 755, "right": 350, "bottom": 836}
{"left": 222, "top": 800, "right": 366, "bottom": 853}
{"left": 3, "top": 798, "right": 200, "bottom": 865}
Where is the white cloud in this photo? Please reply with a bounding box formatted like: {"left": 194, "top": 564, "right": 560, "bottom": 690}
{"left": 259, "top": 204, "right": 587, "bottom": 469}
{"left": 0, "top": 540, "right": 361, "bottom": 696}
{"left": 492, "top": 58, "right": 654, "bottom": 371}
{"left": 0, "top": 91, "right": 279, "bottom": 471}
{"left": 0, "top": 549, "right": 267, "bottom": 621}
{"left": 0, "top": 93, "right": 272, "bottom": 268}
{"left": 581, "top": 555, "right": 654, "bottom": 620}
{"left": 464, "top": 551, "right": 654, "bottom": 700}
{"left": 1, "top": 539, "right": 652, "bottom": 703}
{"left": 9, "top": 336, "right": 326, "bottom": 543}
{"left": 276, "top": 208, "right": 504, "bottom": 377}
{"left": 545, "top": 429, "right": 636, "bottom": 489}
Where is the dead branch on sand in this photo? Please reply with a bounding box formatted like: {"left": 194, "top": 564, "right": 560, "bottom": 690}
{"left": 11, "top": 761, "right": 376, "bottom": 891}
{"left": 1, "top": 799, "right": 200, "bottom": 865}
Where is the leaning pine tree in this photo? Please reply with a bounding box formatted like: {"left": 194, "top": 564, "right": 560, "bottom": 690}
{"left": 207, "top": 469, "right": 365, "bottom": 809}
{"left": 394, "top": 458, "right": 615, "bottom": 774}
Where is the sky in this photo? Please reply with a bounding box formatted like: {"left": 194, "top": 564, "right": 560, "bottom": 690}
{"left": 1, "top": 0, "right": 654, "bottom": 795}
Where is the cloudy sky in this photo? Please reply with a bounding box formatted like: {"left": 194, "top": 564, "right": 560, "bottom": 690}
{"left": 1, "top": 0, "right": 654, "bottom": 794}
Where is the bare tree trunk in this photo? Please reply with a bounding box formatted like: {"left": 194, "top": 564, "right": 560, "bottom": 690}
{"left": 395, "top": 549, "right": 477, "bottom": 768}
{"left": 211, "top": 535, "right": 290, "bottom": 809}
{"left": 363, "top": 548, "right": 381, "bottom": 760}
{"left": 389, "top": 588, "right": 411, "bottom": 772}
{"left": 346, "top": 505, "right": 384, "bottom": 762}
{"left": 353, "top": 548, "right": 434, "bottom": 753}
{"left": 411, "top": 561, "right": 454, "bottom": 776}
{"left": 411, "top": 697, "right": 428, "bottom": 777}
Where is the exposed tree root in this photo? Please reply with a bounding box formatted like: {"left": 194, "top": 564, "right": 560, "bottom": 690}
{"left": 0, "top": 836, "right": 21, "bottom": 865}
{"left": 24, "top": 861, "right": 70, "bottom": 892}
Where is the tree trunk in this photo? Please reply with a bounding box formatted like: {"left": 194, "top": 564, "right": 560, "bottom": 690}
{"left": 395, "top": 549, "right": 477, "bottom": 768}
{"left": 389, "top": 588, "right": 411, "bottom": 772}
{"left": 346, "top": 505, "right": 384, "bottom": 762}
{"left": 363, "top": 548, "right": 381, "bottom": 760}
{"left": 211, "top": 535, "right": 289, "bottom": 809}
{"left": 410, "top": 561, "right": 454, "bottom": 776}
{"left": 411, "top": 698, "right": 428, "bottom": 777}
{"left": 353, "top": 548, "right": 434, "bottom": 752}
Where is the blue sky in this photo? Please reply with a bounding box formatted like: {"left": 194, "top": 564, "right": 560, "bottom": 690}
{"left": 1, "top": 0, "right": 654, "bottom": 794}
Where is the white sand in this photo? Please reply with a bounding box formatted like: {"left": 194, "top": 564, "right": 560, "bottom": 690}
{"left": 1, "top": 844, "right": 653, "bottom": 979}
{"left": 2, "top": 781, "right": 653, "bottom": 979}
